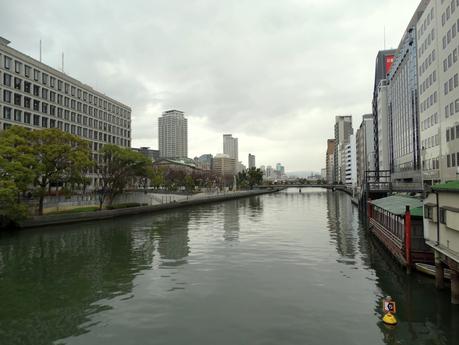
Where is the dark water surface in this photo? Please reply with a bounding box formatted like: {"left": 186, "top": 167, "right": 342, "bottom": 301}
{"left": 0, "top": 189, "right": 458, "bottom": 345}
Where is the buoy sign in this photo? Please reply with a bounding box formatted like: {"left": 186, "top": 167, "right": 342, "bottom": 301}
{"left": 383, "top": 301, "right": 396, "bottom": 313}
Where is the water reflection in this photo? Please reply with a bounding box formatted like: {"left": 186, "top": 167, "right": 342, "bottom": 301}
{"left": 150, "top": 211, "right": 190, "bottom": 267}
{"left": 0, "top": 220, "right": 151, "bottom": 345}
{"left": 368, "top": 234, "right": 459, "bottom": 344}
{"left": 223, "top": 201, "right": 240, "bottom": 242}
{"left": 326, "top": 191, "right": 357, "bottom": 260}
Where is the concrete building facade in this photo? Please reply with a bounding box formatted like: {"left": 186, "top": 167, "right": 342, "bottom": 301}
{"left": 0, "top": 37, "right": 132, "bottom": 187}
{"left": 248, "top": 153, "right": 256, "bottom": 169}
{"left": 417, "top": 0, "right": 459, "bottom": 185}
{"left": 334, "top": 115, "right": 353, "bottom": 183}
{"left": 377, "top": 79, "right": 391, "bottom": 173}
{"left": 325, "top": 138, "right": 336, "bottom": 184}
{"left": 223, "top": 134, "right": 238, "bottom": 163}
{"left": 132, "top": 147, "right": 159, "bottom": 162}
{"left": 213, "top": 153, "right": 236, "bottom": 177}
{"left": 344, "top": 134, "right": 357, "bottom": 188}
{"left": 158, "top": 110, "right": 188, "bottom": 159}
{"left": 356, "top": 114, "right": 375, "bottom": 190}
{"left": 372, "top": 49, "right": 396, "bottom": 173}
{"left": 387, "top": 4, "right": 426, "bottom": 187}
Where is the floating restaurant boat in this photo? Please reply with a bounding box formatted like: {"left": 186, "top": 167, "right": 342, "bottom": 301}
{"left": 368, "top": 195, "right": 434, "bottom": 267}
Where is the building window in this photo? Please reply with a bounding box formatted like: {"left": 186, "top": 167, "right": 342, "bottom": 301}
{"left": 24, "top": 65, "right": 31, "bottom": 78}
{"left": 14, "top": 109, "right": 21, "bottom": 122}
{"left": 4, "top": 56, "right": 11, "bottom": 69}
{"left": 24, "top": 112, "right": 31, "bottom": 124}
{"left": 3, "top": 106, "right": 12, "bottom": 119}
{"left": 33, "top": 84, "right": 40, "bottom": 97}
{"left": 14, "top": 61, "right": 22, "bottom": 74}
{"left": 41, "top": 117, "right": 48, "bottom": 128}
{"left": 425, "top": 206, "right": 433, "bottom": 220}
{"left": 33, "top": 114, "right": 40, "bottom": 126}
{"left": 33, "top": 69, "right": 40, "bottom": 81}
{"left": 14, "top": 93, "right": 21, "bottom": 106}
{"left": 439, "top": 208, "right": 447, "bottom": 224}
{"left": 3, "top": 90, "right": 11, "bottom": 103}
{"left": 33, "top": 100, "right": 40, "bottom": 111}
{"left": 42, "top": 73, "right": 48, "bottom": 85}
{"left": 57, "top": 80, "right": 63, "bottom": 91}
{"left": 3, "top": 73, "right": 11, "bottom": 87}
{"left": 50, "top": 77, "right": 55, "bottom": 88}
{"left": 24, "top": 81, "right": 31, "bottom": 93}
{"left": 24, "top": 97, "right": 31, "bottom": 109}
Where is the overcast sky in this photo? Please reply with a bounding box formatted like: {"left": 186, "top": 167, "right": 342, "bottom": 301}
{"left": 1, "top": 0, "right": 420, "bottom": 172}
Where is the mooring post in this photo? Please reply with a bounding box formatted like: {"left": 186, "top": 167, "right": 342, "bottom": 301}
{"left": 367, "top": 198, "right": 372, "bottom": 219}
{"left": 405, "top": 205, "right": 412, "bottom": 274}
{"left": 435, "top": 251, "right": 445, "bottom": 290}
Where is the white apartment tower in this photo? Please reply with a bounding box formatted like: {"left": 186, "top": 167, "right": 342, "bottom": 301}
{"left": 417, "top": 0, "right": 459, "bottom": 184}
{"left": 223, "top": 134, "right": 238, "bottom": 165}
{"left": 0, "top": 37, "right": 132, "bottom": 187}
{"left": 248, "top": 153, "right": 256, "bottom": 169}
{"left": 158, "top": 110, "right": 188, "bottom": 159}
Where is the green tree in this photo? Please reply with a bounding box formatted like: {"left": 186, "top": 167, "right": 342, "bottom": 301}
{"left": 247, "top": 167, "right": 263, "bottom": 189}
{"left": 30, "top": 129, "right": 92, "bottom": 215}
{"left": 0, "top": 180, "right": 28, "bottom": 227}
{"left": 184, "top": 175, "right": 195, "bottom": 193}
{"left": 98, "top": 145, "right": 152, "bottom": 208}
{"left": 0, "top": 126, "right": 92, "bottom": 216}
{"left": 150, "top": 167, "right": 165, "bottom": 189}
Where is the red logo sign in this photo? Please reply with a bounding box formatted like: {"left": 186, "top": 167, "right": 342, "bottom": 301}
{"left": 385, "top": 55, "right": 394, "bottom": 75}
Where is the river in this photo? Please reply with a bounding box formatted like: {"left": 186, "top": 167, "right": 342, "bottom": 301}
{"left": 0, "top": 188, "right": 457, "bottom": 345}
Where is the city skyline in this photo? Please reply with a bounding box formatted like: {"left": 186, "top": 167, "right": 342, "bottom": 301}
{"left": 0, "top": 0, "right": 421, "bottom": 170}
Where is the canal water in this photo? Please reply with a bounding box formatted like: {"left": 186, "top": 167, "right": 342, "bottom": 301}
{"left": 0, "top": 189, "right": 458, "bottom": 345}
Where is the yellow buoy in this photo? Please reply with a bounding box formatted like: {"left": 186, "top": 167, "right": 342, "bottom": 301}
{"left": 382, "top": 312, "right": 398, "bottom": 325}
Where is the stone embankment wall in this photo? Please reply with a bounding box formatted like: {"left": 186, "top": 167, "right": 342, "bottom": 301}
{"left": 19, "top": 189, "right": 280, "bottom": 229}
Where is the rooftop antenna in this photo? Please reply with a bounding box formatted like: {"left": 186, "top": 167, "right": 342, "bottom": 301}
{"left": 61, "top": 52, "right": 64, "bottom": 73}
{"left": 384, "top": 26, "right": 386, "bottom": 50}
{"left": 39, "top": 39, "right": 42, "bottom": 62}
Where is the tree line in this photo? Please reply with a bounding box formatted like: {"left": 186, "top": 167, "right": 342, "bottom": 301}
{"left": 0, "top": 126, "right": 264, "bottom": 225}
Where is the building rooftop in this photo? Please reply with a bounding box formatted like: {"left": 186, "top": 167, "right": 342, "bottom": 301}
{"left": 432, "top": 181, "right": 459, "bottom": 193}
{"left": 370, "top": 195, "right": 423, "bottom": 217}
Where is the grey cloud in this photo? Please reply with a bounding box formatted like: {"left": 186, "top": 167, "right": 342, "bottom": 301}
{"left": 0, "top": 0, "right": 420, "bottom": 170}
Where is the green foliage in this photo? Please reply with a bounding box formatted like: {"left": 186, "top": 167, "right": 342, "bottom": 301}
{"left": 237, "top": 167, "right": 264, "bottom": 190}
{"left": 0, "top": 126, "right": 92, "bottom": 216}
{"left": 98, "top": 145, "right": 152, "bottom": 208}
{"left": 150, "top": 167, "right": 166, "bottom": 189}
{"left": 0, "top": 180, "right": 28, "bottom": 226}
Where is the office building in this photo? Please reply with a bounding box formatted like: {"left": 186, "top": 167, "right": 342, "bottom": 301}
{"left": 356, "top": 115, "right": 375, "bottom": 190}
{"left": 387, "top": 2, "right": 427, "bottom": 187}
{"left": 325, "top": 138, "right": 336, "bottom": 184}
{"left": 213, "top": 153, "right": 236, "bottom": 177}
{"left": 417, "top": 0, "right": 459, "bottom": 184}
{"left": 223, "top": 134, "right": 238, "bottom": 162}
{"left": 334, "top": 115, "right": 353, "bottom": 183}
{"left": 158, "top": 109, "right": 188, "bottom": 159}
{"left": 0, "top": 37, "right": 132, "bottom": 187}
{"left": 248, "top": 153, "right": 256, "bottom": 169}
{"left": 344, "top": 134, "right": 357, "bottom": 188}
{"left": 132, "top": 147, "right": 159, "bottom": 162}
{"left": 377, "top": 79, "right": 391, "bottom": 173}
{"left": 372, "top": 49, "right": 396, "bottom": 173}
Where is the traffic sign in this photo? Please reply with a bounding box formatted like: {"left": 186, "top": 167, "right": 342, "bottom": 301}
{"left": 383, "top": 300, "right": 397, "bottom": 313}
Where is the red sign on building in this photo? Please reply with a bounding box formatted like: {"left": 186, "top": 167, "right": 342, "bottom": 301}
{"left": 385, "top": 55, "right": 394, "bottom": 75}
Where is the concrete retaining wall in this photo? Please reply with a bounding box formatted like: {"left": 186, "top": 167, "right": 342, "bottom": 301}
{"left": 18, "top": 189, "right": 280, "bottom": 229}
